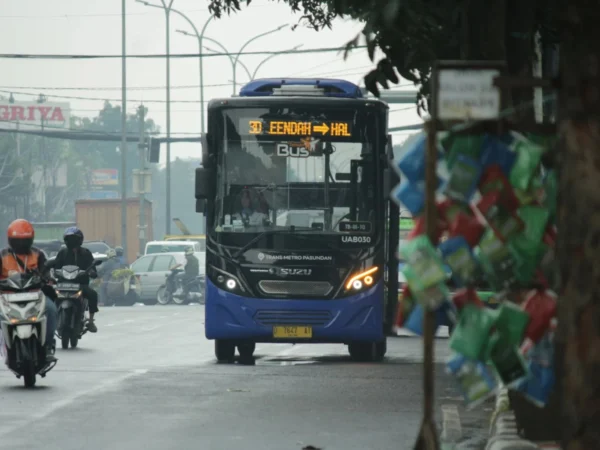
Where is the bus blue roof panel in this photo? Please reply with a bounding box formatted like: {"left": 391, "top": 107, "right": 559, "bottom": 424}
{"left": 239, "top": 78, "right": 363, "bottom": 99}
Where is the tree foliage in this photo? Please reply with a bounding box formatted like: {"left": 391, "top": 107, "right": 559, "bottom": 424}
{"left": 208, "top": 0, "right": 560, "bottom": 114}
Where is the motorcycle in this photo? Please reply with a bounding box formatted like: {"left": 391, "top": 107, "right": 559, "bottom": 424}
{"left": 52, "top": 260, "right": 102, "bottom": 349}
{"left": 0, "top": 270, "right": 57, "bottom": 387}
{"left": 157, "top": 268, "right": 204, "bottom": 305}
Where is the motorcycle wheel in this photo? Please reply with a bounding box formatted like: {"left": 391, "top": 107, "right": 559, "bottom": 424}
{"left": 23, "top": 361, "right": 36, "bottom": 388}
{"left": 70, "top": 335, "right": 79, "bottom": 348}
{"left": 171, "top": 293, "right": 189, "bottom": 305}
{"left": 156, "top": 287, "right": 171, "bottom": 305}
{"left": 61, "top": 332, "right": 70, "bottom": 349}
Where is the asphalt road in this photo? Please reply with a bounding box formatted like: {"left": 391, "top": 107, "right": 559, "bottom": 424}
{"left": 0, "top": 305, "right": 490, "bottom": 450}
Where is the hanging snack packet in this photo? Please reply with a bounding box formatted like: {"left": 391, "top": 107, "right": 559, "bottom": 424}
{"left": 443, "top": 155, "right": 483, "bottom": 203}
{"left": 452, "top": 288, "right": 484, "bottom": 312}
{"left": 447, "top": 210, "right": 485, "bottom": 248}
{"left": 394, "top": 134, "right": 443, "bottom": 183}
{"left": 401, "top": 235, "right": 448, "bottom": 292}
{"left": 523, "top": 330, "right": 555, "bottom": 368}
{"left": 521, "top": 290, "right": 557, "bottom": 343}
{"left": 439, "top": 236, "right": 480, "bottom": 286}
{"left": 476, "top": 192, "right": 524, "bottom": 241}
{"left": 391, "top": 181, "right": 426, "bottom": 216}
{"left": 394, "top": 285, "right": 416, "bottom": 329}
{"left": 407, "top": 214, "right": 447, "bottom": 242}
{"left": 487, "top": 331, "right": 529, "bottom": 388}
{"left": 479, "top": 165, "right": 521, "bottom": 211}
{"left": 515, "top": 361, "right": 555, "bottom": 408}
{"left": 492, "top": 302, "right": 530, "bottom": 347}
{"left": 411, "top": 282, "right": 450, "bottom": 310}
{"left": 475, "top": 229, "right": 518, "bottom": 291}
{"left": 441, "top": 134, "right": 486, "bottom": 171}
{"left": 480, "top": 134, "right": 517, "bottom": 176}
{"left": 509, "top": 137, "right": 546, "bottom": 192}
{"left": 403, "top": 301, "right": 451, "bottom": 336}
{"left": 446, "top": 354, "right": 498, "bottom": 408}
{"left": 449, "top": 304, "right": 496, "bottom": 361}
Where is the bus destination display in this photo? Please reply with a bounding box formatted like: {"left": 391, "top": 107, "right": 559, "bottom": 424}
{"left": 243, "top": 119, "right": 352, "bottom": 138}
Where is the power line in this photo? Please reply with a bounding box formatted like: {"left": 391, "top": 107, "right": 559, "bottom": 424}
{"left": 0, "top": 46, "right": 367, "bottom": 60}
{"left": 0, "top": 5, "right": 270, "bottom": 19}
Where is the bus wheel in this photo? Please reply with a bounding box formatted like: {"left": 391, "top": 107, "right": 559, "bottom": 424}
{"left": 237, "top": 342, "right": 255, "bottom": 361}
{"left": 348, "top": 340, "right": 387, "bottom": 362}
{"left": 215, "top": 340, "right": 235, "bottom": 363}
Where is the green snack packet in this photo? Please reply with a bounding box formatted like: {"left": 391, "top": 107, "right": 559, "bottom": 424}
{"left": 476, "top": 229, "right": 518, "bottom": 291}
{"left": 449, "top": 304, "right": 496, "bottom": 361}
{"left": 412, "top": 282, "right": 450, "bottom": 310}
{"left": 493, "top": 302, "right": 530, "bottom": 347}
{"left": 486, "top": 331, "right": 530, "bottom": 388}
{"left": 509, "top": 138, "right": 545, "bottom": 192}
{"left": 508, "top": 206, "right": 551, "bottom": 285}
{"left": 401, "top": 235, "right": 447, "bottom": 291}
{"left": 442, "top": 134, "right": 486, "bottom": 171}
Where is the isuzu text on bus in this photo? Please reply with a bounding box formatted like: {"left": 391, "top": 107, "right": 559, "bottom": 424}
{"left": 195, "top": 78, "right": 400, "bottom": 362}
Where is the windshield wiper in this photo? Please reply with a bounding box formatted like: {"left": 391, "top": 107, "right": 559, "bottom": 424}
{"left": 232, "top": 227, "right": 323, "bottom": 259}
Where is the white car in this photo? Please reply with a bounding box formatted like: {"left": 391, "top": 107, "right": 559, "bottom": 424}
{"left": 144, "top": 240, "right": 204, "bottom": 255}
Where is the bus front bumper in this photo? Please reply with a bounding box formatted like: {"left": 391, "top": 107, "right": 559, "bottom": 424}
{"left": 204, "top": 279, "right": 384, "bottom": 344}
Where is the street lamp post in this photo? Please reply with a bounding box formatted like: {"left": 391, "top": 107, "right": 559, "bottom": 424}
{"left": 137, "top": 0, "right": 175, "bottom": 235}
{"left": 231, "top": 24, "right": 288, "bottom": 94}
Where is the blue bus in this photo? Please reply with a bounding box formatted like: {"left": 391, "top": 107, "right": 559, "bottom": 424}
{"left": 194, "top": 78, "right": 399, "bottom": 362}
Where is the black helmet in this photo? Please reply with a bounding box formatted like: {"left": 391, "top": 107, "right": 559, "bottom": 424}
{"left": 115, "top": 246, "right": 124, "bottom": 256}
{"left": 63, "top": 226, "right": 84, "bottom": 250}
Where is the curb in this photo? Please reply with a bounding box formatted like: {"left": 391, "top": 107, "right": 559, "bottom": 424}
{"left": 485, "top": 388, "right": 541, "bottom": 450}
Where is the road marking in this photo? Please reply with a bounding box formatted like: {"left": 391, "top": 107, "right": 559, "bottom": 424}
{"left": 0, "top": 369, "right": 148, "bottom": 437}
{"left": 107, "top": 323, "right": 114, "bottom": 327}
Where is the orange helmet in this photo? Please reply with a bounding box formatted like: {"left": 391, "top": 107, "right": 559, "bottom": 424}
{"left": 7, "top": 219, "right": 35, "bottom": 254}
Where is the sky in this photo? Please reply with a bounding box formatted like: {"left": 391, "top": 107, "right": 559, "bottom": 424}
{"left": 0, "top": 0, "right": 423, "bottom": 163}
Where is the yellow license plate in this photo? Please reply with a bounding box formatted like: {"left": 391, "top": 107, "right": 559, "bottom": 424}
{"left": 273, "top": 325, "right": 313, "bottom": 338}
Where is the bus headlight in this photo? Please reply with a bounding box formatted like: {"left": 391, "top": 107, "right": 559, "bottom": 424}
{"left": 345, "top": 267, "right": 378, "bottom": 292}
{"left": 212, "top": 269, "right": 244, "bottom": 294}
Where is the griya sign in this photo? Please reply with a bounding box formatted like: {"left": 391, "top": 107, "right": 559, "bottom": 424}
{"left": 242, "top": 118, "right": 353, "bottom": 138}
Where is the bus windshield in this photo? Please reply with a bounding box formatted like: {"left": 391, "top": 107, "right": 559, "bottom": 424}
{"left": 210, "top": 106, "right": 381, "bottom": 249}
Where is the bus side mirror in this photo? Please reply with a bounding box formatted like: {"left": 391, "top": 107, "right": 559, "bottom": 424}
{"left": 195, "top": 167, "right": 214, "bottom": 200}
{"left": 196, "top": 199, "right": 206, "bottom": 213}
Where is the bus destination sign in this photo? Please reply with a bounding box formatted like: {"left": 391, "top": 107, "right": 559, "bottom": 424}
{"left": 243, "top": 119, "right": 352, "bottom": 137}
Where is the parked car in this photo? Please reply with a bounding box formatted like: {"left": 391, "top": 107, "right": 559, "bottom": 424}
{"left": 82, "top": 241, "right": 112, "bottom": 255}
{"left": 144, "top": 240, "right": 203, "bottom": 255}
{"left": 129, "top": 251, "right": 205, "bottom": 305}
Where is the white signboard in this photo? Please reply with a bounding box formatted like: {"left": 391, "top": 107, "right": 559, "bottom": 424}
{"left": 437, "top": 69, "right": 501, "bottom": 120}
{"left": 0, "top": 101, "right": 71, "bottom": 131}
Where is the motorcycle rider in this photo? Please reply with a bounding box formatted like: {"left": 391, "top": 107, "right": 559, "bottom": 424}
{"left": 173, "top": 247, "right": 199, "bottom": 297}
{"left": 0, "top": 219, "right": 58, "bottom": 363}
{"left": 98, "top": 248, "right": 120, "bottom": 306}
{"left": 53, "top": 227, "right": 99, "bottom": 333}
{"left": 115, "top": 246, "right": 127, "bottom": 267}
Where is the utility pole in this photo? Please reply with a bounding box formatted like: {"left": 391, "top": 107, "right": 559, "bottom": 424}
{"left": 163, "top": 0, "right": 175, "bottom": 235}
{"left": 37, "top": 93, "right": 47, "bottom": 220}
{"left": 120, "top": 0, "right": 128, "bottom": 261}
{"left": 137, "top": 104, "right": 147, "bottom": 255}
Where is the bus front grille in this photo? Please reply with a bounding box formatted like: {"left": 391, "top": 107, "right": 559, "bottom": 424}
{"left": 257, "top": 280, "right": 333, "bottom": 297}
{"left": 254, "top": 310, "right": 332, "bottom": 326}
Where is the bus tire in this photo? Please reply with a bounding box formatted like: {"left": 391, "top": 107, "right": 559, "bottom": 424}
{"left": 237, "top": 342, "right": 255, "bottom": 361}
{"left": 215, "top": 340, "right": 235, "bottom": 363}
{"left": 348, "top": 340, "right": 387, "bottom": 362}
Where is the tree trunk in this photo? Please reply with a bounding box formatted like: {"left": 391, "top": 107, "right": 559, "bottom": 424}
{"left": 556, "top": 2, "right": 600, "bottom": 448}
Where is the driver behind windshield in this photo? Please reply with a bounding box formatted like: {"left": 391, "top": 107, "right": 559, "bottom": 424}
{"left": 0, "top": 219, "right": 58, "bottom": 363}
{"left": 233, "top": 189, "right": 268, "bottom": 227}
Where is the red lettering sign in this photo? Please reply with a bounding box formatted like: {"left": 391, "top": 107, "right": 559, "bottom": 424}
{"left": 0, "top": 103, "right": 69, "bottom": 128}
